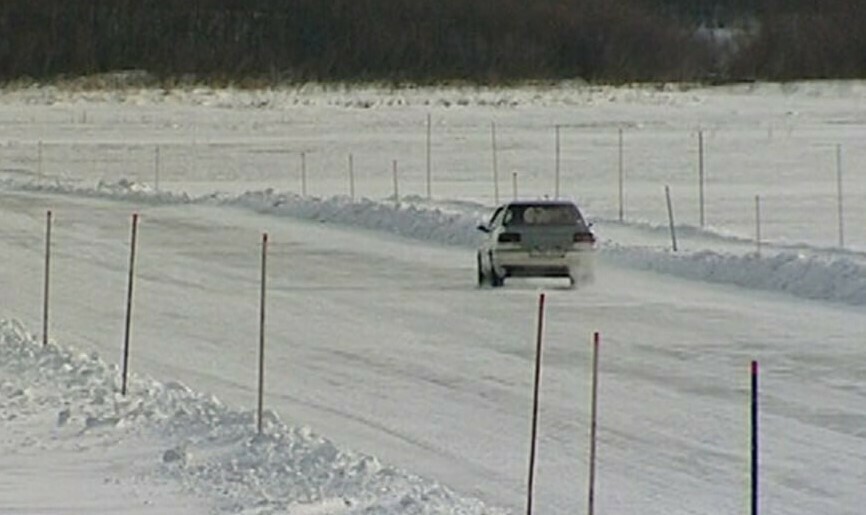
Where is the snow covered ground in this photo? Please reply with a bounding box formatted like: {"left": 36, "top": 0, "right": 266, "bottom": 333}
{"left": 1, "top": 81, "right": 866, "bottom": 514}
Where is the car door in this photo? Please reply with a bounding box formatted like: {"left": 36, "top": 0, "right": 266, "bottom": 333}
{"left": 480, "top": 206, "right": 506, "bottom": 258}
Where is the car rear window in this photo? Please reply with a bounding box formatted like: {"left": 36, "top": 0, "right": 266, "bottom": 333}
{"left": 503, "top": 204, "right": 587, "bottom": 227}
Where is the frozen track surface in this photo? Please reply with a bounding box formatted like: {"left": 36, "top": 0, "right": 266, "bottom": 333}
{"left": 2, "top": 190, "right": 866, "bottom": 514}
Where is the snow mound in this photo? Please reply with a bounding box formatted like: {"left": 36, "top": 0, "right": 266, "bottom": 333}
{"left": 9, "top": 177, "right": 192, "bottom": 204}
{"left": 604, "top": 245, "right": 866, "bottom": 305}
{"left": 5, "top": 177, "right": 866, "bottom": 306}
{"left": 0, "top": 319, "right": 505, "bottom": 514}
{"left": 224, "top": 189, "right": 484, "bottom": 247}
{"left": 0, "top": 81, "right": 701, "bottom": 109}
{"left": 5, "top": 80, "right": 866, "bottom": 111}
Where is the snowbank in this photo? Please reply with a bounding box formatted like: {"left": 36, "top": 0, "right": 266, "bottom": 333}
{"left": 0, "top": 318, "right": 505, "bottom": 514}
{"left": 7, "top": 177, "right": 866, "bottom": 306}
{"left": 0, "top": 81, "right": 700, "bottom": 110}
{"left": 603, "top": 245, "right": 866, "bottom": 306}
{"left": 3, "top": 80, "right": 866, "bottom": 111}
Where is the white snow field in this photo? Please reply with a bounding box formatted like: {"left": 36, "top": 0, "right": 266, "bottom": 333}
{"left": 1, "top": 81, "right": 866, "bottom": 514}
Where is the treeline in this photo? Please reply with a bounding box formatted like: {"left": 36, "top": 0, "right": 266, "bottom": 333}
{"left": 1, "top": 0, "right": 865, "bottom": 85}
{"left": 732, "top": 0, "right": 866, "bottom": 80}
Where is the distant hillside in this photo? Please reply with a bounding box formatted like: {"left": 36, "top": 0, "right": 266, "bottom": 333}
{"left": 1, "top": 0, "right": 864, "bottom": 84}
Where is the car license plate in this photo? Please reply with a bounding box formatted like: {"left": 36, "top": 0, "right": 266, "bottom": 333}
{"left": 530, "top": 249, "right": 564, "bottom": 258}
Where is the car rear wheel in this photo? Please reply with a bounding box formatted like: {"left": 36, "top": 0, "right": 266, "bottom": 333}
{"left": 476, "top": 252, "right": 486, "bottom": 287}
{"left": 488, "top": 251, "right": 504, "bottom": 287}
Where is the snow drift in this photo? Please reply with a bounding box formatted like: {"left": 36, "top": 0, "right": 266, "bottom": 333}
{"left": 0, "top": 318, "right": 505, "bottom": 514}
{"left": 6, "top": 177, "right": 866, "bottom": 306}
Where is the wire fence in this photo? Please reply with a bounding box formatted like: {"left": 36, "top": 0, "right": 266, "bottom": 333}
{"left": 2, "top": 105, "right": 864, "bottom": 251}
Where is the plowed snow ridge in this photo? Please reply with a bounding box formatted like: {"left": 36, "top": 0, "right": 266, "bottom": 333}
{"left": 6, "top": 177, "right": 866, "bottom": 306}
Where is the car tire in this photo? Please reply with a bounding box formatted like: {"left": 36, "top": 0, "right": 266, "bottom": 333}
{"left": 488, "top": 251, "right": 504, "bottom": 287}
{"left": 476, "top": 252, "right": 487, "bottom": 287}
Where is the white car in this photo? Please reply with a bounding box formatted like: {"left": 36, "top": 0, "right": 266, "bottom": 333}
{"left": 476, "top": 200, "right": 596, "bottom": 288}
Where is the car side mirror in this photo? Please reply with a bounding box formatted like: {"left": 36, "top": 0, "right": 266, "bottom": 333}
{"left": 477, "top": 224, "right": 491, "bottom": 233}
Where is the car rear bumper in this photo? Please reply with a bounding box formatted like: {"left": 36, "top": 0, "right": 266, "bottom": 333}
{"left": 492, "top": 247, "right": 594, "bottom": 278}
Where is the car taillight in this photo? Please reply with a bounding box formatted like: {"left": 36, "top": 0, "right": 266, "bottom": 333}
{"left": 574, "top": 232, "right": 595, "bottom": 243}
{"left": 498, "top": 232, "right": 521, "bottom": 243}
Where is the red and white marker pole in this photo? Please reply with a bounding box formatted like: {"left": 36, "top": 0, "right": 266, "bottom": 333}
{"left": 121, "top": 213, "right": 139, "bottom": 396}
{"left": 751, "top": 360, "right": 759, "bottom": 515}
{"left": 42, "top": 210, "right": 52, "bottom": 346}
{"left": 525, "top": 293, "right": 546, "bottom": 515}
{"left": 587, "top": 331, "right": 600, "bottom": 515}
{"left": 257, "top": 233, "right": 268, "bottom": 434}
